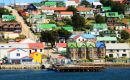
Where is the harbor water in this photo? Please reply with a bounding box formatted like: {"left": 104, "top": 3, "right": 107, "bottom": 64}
{"left": 0, "top": 68, "right": 130, "bottom": 80}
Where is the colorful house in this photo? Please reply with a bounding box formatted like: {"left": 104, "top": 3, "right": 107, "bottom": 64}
{"left": 102, "top": 7, "right": 111, "bottom": 12}
{"left": 29, "top": 14, "right": 46, "bottom": 24}
{"left": 105, "top": 12, "right": 119, "bottom": 25}
{"left": 59, "top": 11, "right": 73, "bottom": 18}
{"left": 56, "top": 43, "right": 67, "bottom": 53}
{"left": 30, "top": 52, "right": 42, "bottom": 63}
{"left": 44, "top": 2, "right": 57, "bottom": 7}
{"left": 69, "top": 33, "right": 96, "bottom": 42}
{"left": 8, "top": 48, "right": 30, "bottom": 64}
{"left": 65, "top": 1, "right": 78, "bottom": 7}
{"left": 37, "top": 24, "right": 57, "bottom": 32}
{"left": 2, "top": 15, "right": 16, "bottom": 22}
{"left": 96, "top": 37, "right": 117, "bottom": 43}
{"left": 106, "top": 43, "right": 130, "bottom": 58}
{"left": 67, "top": 42, "right": 96, "bottom": 60}
{"left": 93, "top": 23, "right": 108, "bottom": 32}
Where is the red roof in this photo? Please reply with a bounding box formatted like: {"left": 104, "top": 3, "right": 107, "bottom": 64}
{"left": 123, "top": 28, "right": 130, "bottom": 33}
{"left": 73, "top": 35, "right": 80, "bottom": 39}
{"left": 60, "top": 11, "right": 73, "bottom": 15}
{"left": 56, "top": 43, "right": 67, "bottom": 47}
{"left": 77, "top": 7, "right": 92, "bottom": 11}
{"left": 28, "top": 43, "right": 44, "bottom": 49}
{"left": 54, "top": 7, "right": 67, "bottom": 11}
{"left": 69, "top": 0, "right": 80, "bottom": 3}
{"left": 8, "top": 48, "right": 17, "bottom": 52}
{"left": 42, "top": 7, "right": 67, "bottom": 11}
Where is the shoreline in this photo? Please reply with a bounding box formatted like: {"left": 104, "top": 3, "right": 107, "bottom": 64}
{"left": 1, "top": 63, "right": 130, "bottom": 70}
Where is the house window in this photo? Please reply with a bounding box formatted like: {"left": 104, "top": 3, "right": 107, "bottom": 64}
{"left": 123, "top": 50, "right": 126, "bottom": 52}
{"left": 109, "top": 54, "right": 113, "bottom": 58}
{"left": 122, "top": 54, "right": 127, "bottom": 57}
{"left": 16, "top": 53, "right": 20, "bottom": 56}
{"left": 110, "top": 50, "right": 113, "bottom": 52}
{"left": 79, "top": 39, "right": 80, "bottom": 41}
{"left": 30, "top": 50, "right": 32, "bottom": 53}
{"left": 35, "top": 49, "right": 37, "bottom": 52}
{"left": 117, "top": 50, "right": 119, "bottom": 52}
{"left": 40, "top": 49, "right": 42, "bottom": 52}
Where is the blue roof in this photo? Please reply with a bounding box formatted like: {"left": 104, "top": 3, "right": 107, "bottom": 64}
{"left": 69, "top": 34, "right": 78, "bottom": 38}
{"left": 81, "top": 33, "right": 95, "bottom": 39}
{"left": 96, "top": 42, "right": 105, "bottom": 48}
{"left": 21, "top": 56, "right": 33, "bottom": 60}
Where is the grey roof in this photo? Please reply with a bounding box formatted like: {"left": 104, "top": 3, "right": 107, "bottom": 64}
{"left": 0, "top": 43, "right": 29, "bottom": 49}
{"left": 106, "top": 43, "right": 130, "bottom": 50}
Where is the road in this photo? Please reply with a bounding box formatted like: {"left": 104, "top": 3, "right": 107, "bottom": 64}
{"left": 5, "top": 6, "right": 38, "bottom": 41}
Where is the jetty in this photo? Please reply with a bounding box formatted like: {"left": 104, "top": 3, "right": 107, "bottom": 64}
{"left": 53, "top": 65, "right": 105, "bottom": 72}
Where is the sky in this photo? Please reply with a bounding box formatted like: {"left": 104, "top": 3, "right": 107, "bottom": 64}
{"left": 0, "top": 0, "right": 42, "bottom": 5}
{"left": 0, "top": 0, "right": 94, "bottom": 5}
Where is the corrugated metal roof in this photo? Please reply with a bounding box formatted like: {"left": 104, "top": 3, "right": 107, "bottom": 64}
{"left": 106, "top": 43, "right": 130, "bottom": 49}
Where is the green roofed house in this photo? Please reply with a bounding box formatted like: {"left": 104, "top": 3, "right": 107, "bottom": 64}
{"left": 62, "top": 25, "right": 73, "bottom": 32}
{"left": 2, "top": 15, "right": 16, "bottom": 22}
{"left": 67, "top": 42, "right": 100, "bottom": 60}
{"left": 102, "top": 7, "right": 111, "bottom": 12}
{"left": 97, "top": 37, "right": 117, "bottom": 43}
{"left": 32, "top": 2, "right": 44, "bottom": 8}
{"left": 37, "top": 24, "right": 56, "bottom": 31}
{"left": 44, "top": 2, "right": 57, "bottom": 7}
{"left": 105, "top": 12, "right": 119, "bottom": 18}
{"left": 105, "top": 12, "right": 119, "bottom": 26}
{"left": 93, "top": 23, "right": 108, "bottom": 32}
{"left": 29, "top": 14, "right": 46, "bottom": 24}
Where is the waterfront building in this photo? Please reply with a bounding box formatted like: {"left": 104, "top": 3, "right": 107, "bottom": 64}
{"left": 59, "top": 11, "right": 73, "bottom": 19}
{"left": 0, "top": 43, "right": 44, "bottom": 64}
{"left": 42, "top": 6, "right": 55, "bottom": 15}
{"left": 29, "top": 52, "right": 42, "bottom": 63}
{"left": 106, "top": 43, "right": 130, "bottom": 58}
{"left": 56, "top": 43, "right": 67, "bottom": 54}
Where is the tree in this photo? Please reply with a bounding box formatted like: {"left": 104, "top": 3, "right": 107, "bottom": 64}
{"left": 111, "top": 2, "right": 126, "bottom": 14}
{"left": 67, "top": 6, "right": 77, "bottom": 14}
{"left": 120, "top": 30, "right": 130, "bottom": 40}
{"left": 80, "top": 0, "right": 90, "bottom": 7}
{"left": 95, "top": 15, "right": 105, "bottom": 23}
{"left": 40, "top": 30, "right": 59, "bottom": 47}
{"left": 71, "top": 14, "right": 85, "bottom": 29}
{"left": 63, "top": 18, "right": 72, "bottom": 25}
{"left": 100, "top": 0, "right": 112, "bottom": 6}
{"left": 0, "top": 8, "right": 11, "bottom": 18}
{"left": 57, "top": 29, "right": 72, "bottom": 39}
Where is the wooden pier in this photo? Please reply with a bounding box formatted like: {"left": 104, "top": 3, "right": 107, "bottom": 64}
{"left": 53, "top": 65, "right": 105, "bottom": 72}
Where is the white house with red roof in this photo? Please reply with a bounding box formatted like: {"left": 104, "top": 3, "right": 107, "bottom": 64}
{"left": 65, "top": 1, "right": 78, "bottom": 7}
{"left": 0, "top": 43, "right": 45, "bottom": 64}
{"left": 59, "top": 11, "right": 73, "bottom": 18}
{"left": 56, "top": 43, "right": 67, "bottom": 53}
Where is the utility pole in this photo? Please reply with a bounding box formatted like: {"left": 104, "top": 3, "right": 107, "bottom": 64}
{"left": 14, "top": 0, "right": 16, "bottom": 7}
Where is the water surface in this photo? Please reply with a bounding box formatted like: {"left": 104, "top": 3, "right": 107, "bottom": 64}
{"left": 0, "top": 68, "right": 130, "bottom": 80}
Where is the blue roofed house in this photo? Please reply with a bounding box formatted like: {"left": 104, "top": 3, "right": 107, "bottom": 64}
{"left": 96, "top": 42, "right": 106, "bottom": 59}
{"left": 69, "top": 33, "right": 96, "bottom": 43}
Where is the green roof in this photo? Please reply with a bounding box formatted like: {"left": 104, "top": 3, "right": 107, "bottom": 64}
{"left": 2, "top": 15, "right": 16, "bottom": 21}
{"left": 30, "top": 15, "right": 46, "bottom": 19}
{"left": 38, "top": 24, "right": 57, "bottom": 30}
{"left": 102, "top": 7, "right": 111, "bottom": 11}
{"left": 119, "top": 14, "right": 124, "bottom": 19}
{"left": 97, "top": 37, "right": 117, "bottom": 41}
{"left": 44, "top": 2, "right": 57, "bottom": 6}
{"left": 62, "top": 25, "right": 73, "bottom": 32}
{"left": 93, "top": 23, "right": 108, "bottom": 30}
{"left": 32, "top": 2, "right": 44, "bottom": 7}
{"left": 67, "top": 42, "right": 95, "bottom": 48}
{"left": 105, "top": 12, "right": 119, "bottom": 17}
